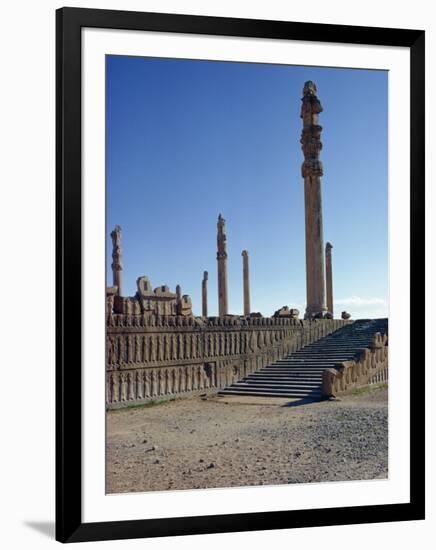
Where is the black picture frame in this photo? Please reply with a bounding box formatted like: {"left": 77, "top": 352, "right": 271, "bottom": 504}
{"left": 56, "top": 7, "right": 425, "bottom": 543}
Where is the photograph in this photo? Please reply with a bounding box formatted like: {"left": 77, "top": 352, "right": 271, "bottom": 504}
{"left": 104, "top": 55, "right": 389, "bottom": 494}
{"left": 0, "top": 0, "right": 428, "bottom": 546}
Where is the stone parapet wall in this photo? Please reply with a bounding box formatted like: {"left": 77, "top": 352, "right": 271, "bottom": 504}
{"left": 106, "top": 316, "right": 350, "bottom": 408}
{"left": 321, "top": 332, "right": 388, "bottom": 397}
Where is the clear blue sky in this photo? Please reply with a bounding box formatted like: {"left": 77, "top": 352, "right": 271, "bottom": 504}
{"left": 106, "top": 55, "right": 388, "bottom": 319}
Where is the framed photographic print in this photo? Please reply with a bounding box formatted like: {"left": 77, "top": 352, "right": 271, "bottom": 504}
{"left": 56, "top": 7, "right": 425, "bottom": 543}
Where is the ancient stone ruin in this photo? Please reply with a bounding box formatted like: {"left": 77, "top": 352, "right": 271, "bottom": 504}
{"left": 105, "top": 221, "right": 351, "bottom": 407}
{"left": 104, "top": 81, "right": 383, "bottom": 407}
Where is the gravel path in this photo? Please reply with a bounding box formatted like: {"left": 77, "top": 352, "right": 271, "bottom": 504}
{"left": 106, "top": 387, "right": 388, "bottom": 494}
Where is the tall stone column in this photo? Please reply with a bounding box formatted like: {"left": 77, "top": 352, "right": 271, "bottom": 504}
{"left": 300, "top": 81, "right": 327, "bottom": 319}
{"left": 325, "top": 242, "right": 333, "bottom": 316}
{"left": 110, "top": 225, "right": 123, "bottom": 296}
{"left": 241, "top": 250, "right": 251, "bottom": 316}
{"left": 217, "top": 214, "right": 228, "bottom": 316}
{"left": 202, "top": 271, "right": 208, "bottom": 317}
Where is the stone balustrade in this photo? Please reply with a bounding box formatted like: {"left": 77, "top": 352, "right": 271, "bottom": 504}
{"left": 106, "top": 316, "right": 350, "bottom": 408}
{"left": 321, "top": 332, "right": 388, "bottom": 397}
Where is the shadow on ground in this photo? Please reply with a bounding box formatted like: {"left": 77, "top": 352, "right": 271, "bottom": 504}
{"left": 282, "top": 396, "right": 330, "bottom": 408}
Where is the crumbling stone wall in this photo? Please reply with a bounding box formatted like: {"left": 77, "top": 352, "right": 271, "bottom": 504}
{"left": 106, "top": 315, "right": 350, "bottom": 408}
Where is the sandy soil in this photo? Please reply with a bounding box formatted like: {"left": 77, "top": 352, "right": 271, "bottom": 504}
{"left": 106, "top": 387, "right": 388, "bottom": 494}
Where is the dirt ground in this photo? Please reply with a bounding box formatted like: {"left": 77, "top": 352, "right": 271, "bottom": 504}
{"left": 106, "top": 386, "right": 388, "bottom": 494}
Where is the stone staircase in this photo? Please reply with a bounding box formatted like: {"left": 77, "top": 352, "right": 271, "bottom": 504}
{"left": 218, "top": 318, "right": 388, "bottom": 400}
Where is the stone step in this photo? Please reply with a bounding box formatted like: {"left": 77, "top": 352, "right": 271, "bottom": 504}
{"left": 259, "top": 368, "right": 327, "bottom": 373}
{"left": 229, "top": 382, "right": 322, "bottom": 391}
{"left": 253, "top": 377, "right": 323, "bottom": 382}
{"left": 274, "top": 367, "right": 346, "bottom": 371}
{"left": 300, "top": 350, "right": 370, "bottom": 357}
{"left": 308, "top": 338, "right": 372, "bottom": 342}
{"left": 311, "top": 336, "right": 375, "bottom": 339}
{"left": 310, "top": 340, "right": 372, "bottom": 343}
{"left": 278, "top": 355, "right": 354, "bottom": 360}
{"left": 266, "top": 369, "right": 338, "bottom": 374}
{"left": 252, "top": 372, "right": 322, "bottom": 380}
{"left": 243, "top": 376, "right": 322, "bottom": 383}
{"left": 303, "top": 339, "right": 372, "bottom": 343}
{"left": 302, "top": 351, "right": 367, "bottom": 354}
{"left": 299, "top": 352, "right": 362, "bottom": 356}
{"left": 298, "top": 342, "right": 371, "bottom": 345}
{"left": 264, "top": 366, "right": 332, "bottom": 370}
{"left": 300, "top": 344, "right": 371, "bottom": 350}
{"left": 274, "top": 361, "right": 350, "bottom": 366}
{"left": 233, "top": 385, "right": 322, "bottom": 392}
{"left": 258, "top": 371, "right": 324, "bottom": 380}
{"left": 265, "top": 361, "right": 332, "bottom": 370}
{"left": 247, "top": 378, "right": 322, "bottom": 388}
{"left": 236, "top": 381, "right": 320, "bottom": 389}
{"left": 277, "top": 356, "right": 347, "bottom": 360}
{"left": 271, "top": 361, "right": 341, "bottom": 365}
{"left": 284, "top": 352, "right": 363, "bottom": 357}
{"left": 219, "top": 388, "right": 321, "bottom": 398}
{"left": 276, "top": 360, "right": 352, "bottom": 365}
{"left": 288, "top": 354, "right": 363, "bottom": 358}
{"left": 220, "top": 386, "right": 321, "bottom": 395}
{"left": 266, "top": 366, "right": 336, "bottom": 370}
{"left": 275, "top": 357, "right": 342, "bottom": 361}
